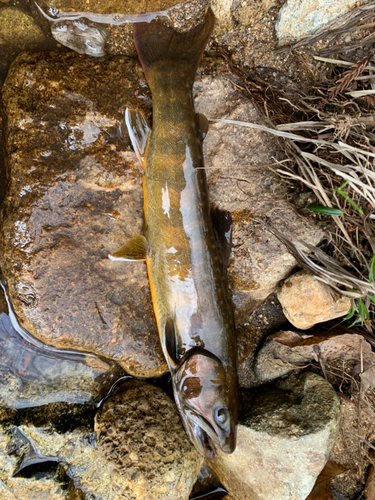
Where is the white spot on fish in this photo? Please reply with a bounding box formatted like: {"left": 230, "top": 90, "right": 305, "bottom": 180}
{"left": 166, "top": 247, "right": 178, "bottom": 254}
{"left": 162, "top": 183, "right": 171, "bottom": 219}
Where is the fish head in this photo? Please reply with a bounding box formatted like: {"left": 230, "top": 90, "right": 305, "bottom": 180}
{"left": 173, "top": 350, "right": 237, "bottom": 458}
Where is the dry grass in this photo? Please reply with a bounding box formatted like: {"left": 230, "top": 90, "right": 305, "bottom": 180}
{"left": 212, "top": 3, "right": 375, "bottom": 331}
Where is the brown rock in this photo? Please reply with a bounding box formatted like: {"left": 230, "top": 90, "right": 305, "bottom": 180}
{"left": 95, "top": 380, "right": 203, "bottom": 499}
{"left": 0, "top": 423, "right": 121, "bottom": 499}
{"left": 1, "top": 54, "right": 324, "bottom": 376}
{"left": 195, "top": 75, "right": 324, "bottom": 322}
{"left": 255, "top": 332, "right": 375, "bottom": 385}
{"left": 0, "top": 7, "right": 45, "bottom": 46}
{"left": 277, "top": 270, "right": 352, "bottom": 329}
{"left": 1, "top": 51, "right": 166, "bottom": 378}
{"left": 209, "top": 372, "right": 341, "bottom": 500}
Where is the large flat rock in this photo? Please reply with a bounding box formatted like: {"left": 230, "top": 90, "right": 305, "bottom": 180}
{"left": 1, "top": 51, "right": 166, "bottom": 378}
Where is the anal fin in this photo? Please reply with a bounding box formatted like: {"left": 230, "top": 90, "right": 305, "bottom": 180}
{"left": 125, "top": 108, "right": 150, "bottom": 169}
{"left": 109, "top": 235, "right": 148, "bottom": 261}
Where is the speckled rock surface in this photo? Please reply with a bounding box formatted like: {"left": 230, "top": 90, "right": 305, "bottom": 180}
{"left": 95, "top": 380, "right": 203, "bottom": 499}
{"left": 209, "top": 372, "right": 341, "bottom": 500}
{"left": 0, "top": 7, "right": 45, "bottom": 46}
{"left": 195, "top": 76, "right": 324, "bottom": 322}
{"left": 329, "top": 395, "right": 374, "bottom": 500}
{"left": 1, "top": 51, "right": 167, "bottom": 378}
{"left": 255, "top": 332, "right": 375, "bottom": 384}
{"left": 277, "top": 270, "right": 352, "bottom": 329}
{"left": 0, "top": 424, "right": 121, "bottom": 499}
{"left": 276, "top": 0, "right": 370, "bottom": 45}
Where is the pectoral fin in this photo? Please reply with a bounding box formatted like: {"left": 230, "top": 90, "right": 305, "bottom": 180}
{"left": 164, "top": 318, "right": 178, "bottom": 370}
{"left": 125, "top": 108, "right": 150, "bottom": 169}
{"left": 109, "top": 235, "right": 148, "bottom": 261}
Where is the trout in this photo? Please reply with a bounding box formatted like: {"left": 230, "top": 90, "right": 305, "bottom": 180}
{"left": 109, "top": 8, "right": 238, "bottom": 458}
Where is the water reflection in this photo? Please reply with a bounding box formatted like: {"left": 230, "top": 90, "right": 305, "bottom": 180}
{"left": 0, "top": 283, "right": 128, "bottom": 409}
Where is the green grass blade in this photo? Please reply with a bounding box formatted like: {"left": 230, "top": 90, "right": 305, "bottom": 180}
{"left": 344, "top": 303, "right": 355, "bottom": 320}
{"left": 307, "top": 205, "right": 343, "bottom": 216}
{"left": 369, "top": 255, "right": 375, "bottom": 283}
{"left": 335, "top": 189, "right": 364, "bottom": 215}
{"left": 358, "top": 299, "right": 370, "bottom": 325}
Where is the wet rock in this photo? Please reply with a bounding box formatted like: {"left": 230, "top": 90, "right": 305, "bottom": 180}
{"left": 1, "top": 51, "right": 167, "bottom": 378}
{"left": 276, "top": 0, "right": 369, "bottom": 45}
{"left": 0, "top": 7, "right": 45, "bottom": 46}
{"left": 209, "top": 372, "right": 341, "bottom": 500}
{"left": 0, "top": 381, "right": 202, "bottom": 498}
{"left": 0, "top": 286, "right": 127, "bottom": 409}
{"left": 42, "top": 0, "right": 209, "bottom": 57}
{"left": 195, "top": 75, "right": 324, "bottom": 323}
{"left": 277, "top": 270, "right": 352, "bottom": 329}
{"left": 95, "top": 380, "right": 203, "bottom": 499}
{"left": 0, "top": 423, "right": 120, "bottom": 499}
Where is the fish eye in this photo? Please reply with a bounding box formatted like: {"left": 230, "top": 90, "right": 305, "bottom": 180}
{"left": 215, "top": 407, "right": 229, "bottom": 426}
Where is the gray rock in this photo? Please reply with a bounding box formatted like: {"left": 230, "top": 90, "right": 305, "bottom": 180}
{"left": 255, "top": 332, "right": 375, "bottom": 385}
{"left": 277, "top": 270, "right": 352, "bottom": 329}
{"left": 276, "top": 0, "right": 370, "bottom": 45}
{"left": 95, "top": 380, "right": 203, "bottom": 499}
{"left": 209, "top": 372, "right": 341, "bottom": 500}
{"left": 195, "top": 75, "right": 324, "bottom": 322}
{"left": 255, "top": 338, "right": 312, "bottom": 383}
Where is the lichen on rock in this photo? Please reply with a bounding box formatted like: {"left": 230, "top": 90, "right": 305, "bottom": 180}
{"left": 95, "top": 380, "right": 203, "bottom": 499}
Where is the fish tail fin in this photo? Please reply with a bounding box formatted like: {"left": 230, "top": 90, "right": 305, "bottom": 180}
{"left": 133, "top": 8, "right": 215, "bottom": 83}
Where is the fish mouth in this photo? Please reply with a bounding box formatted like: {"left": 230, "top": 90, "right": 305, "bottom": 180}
{"left": 192, "top": 422, "right": 215, "bottom": 459}
{"left": 184, "top": 407, "right": 235, "bottom": 457}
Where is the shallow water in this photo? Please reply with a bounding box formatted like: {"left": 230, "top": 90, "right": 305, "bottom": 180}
{"left": 0, "top": 281, "right": 129, "bottom": 409}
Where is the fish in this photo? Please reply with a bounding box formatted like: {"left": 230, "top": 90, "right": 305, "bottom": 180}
{"left": 109, "top": 8, "right": 238, "bottom": 458}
